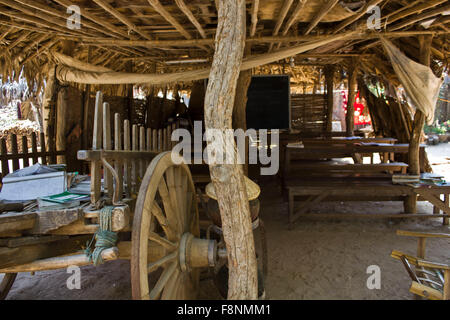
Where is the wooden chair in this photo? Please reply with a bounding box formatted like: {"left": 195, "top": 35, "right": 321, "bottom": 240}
{"left": 391, "top": 230, "right": 450, "bottom": 300}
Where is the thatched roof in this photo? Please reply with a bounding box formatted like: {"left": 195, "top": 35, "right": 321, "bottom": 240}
{"left": 0, "top": 0, "right": 448, "bottom": 92}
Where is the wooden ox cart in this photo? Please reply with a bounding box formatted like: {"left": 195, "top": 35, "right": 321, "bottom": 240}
{"left": 0, "top": 91, "right": 234, "bottom": 300}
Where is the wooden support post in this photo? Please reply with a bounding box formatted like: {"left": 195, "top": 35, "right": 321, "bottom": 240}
{"left": 90, "top": 92, "right": 103, "bottom": 207}
{"left": 233, "top": 47, "right": 252, "bottom": 176}
{"left": 42, "top": 64, "right": 57, "bottom": 162}
{"left": 204, "top": 0, "right": 257, "bottom": 300}
{"left": 409, "top": 35, "right": 433, "bottom": 176}
{"left": 346, "top": 59, "right": 358, "bottom": 137}
{"left": 325, "top": 65, "right": 335, "bottom": 133}
{"left": 56, "top": 86, "right": 68, "bottom": 164}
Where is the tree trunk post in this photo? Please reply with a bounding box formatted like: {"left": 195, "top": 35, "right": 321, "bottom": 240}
{"left": 346, "top": 59, "right": 358, "bottom": 137}
{"left": 325, "top": 65, "right": 335, "bottom": 133}
{"left": 204, "top": 0, "right": 258, "bottom": 299}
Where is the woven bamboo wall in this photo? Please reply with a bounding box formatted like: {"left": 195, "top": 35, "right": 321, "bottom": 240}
{"left": 290, "top": 93, "right": 327, "bottom": 134}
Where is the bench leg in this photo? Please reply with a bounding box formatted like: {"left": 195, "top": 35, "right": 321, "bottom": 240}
{"left": 445, "top": 194, "right": 449, "bottom": 226}
{"left": 288, "top": 189, "right": 294, "bottom": 230}
{"left": 404, "top": 195, "right": 417, "bottom": 214}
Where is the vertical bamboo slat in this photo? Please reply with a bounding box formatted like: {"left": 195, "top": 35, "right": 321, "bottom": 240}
{"left": 40, "top": 132, "right": 47, "bottom": 165}
{"left": 124, "top": 119, "right": 131, "bottom": 198}
{"left": 10, "top": 135, "right": 19, "bottom": 172}
{"left": 91, "top": 91, "right": 103, "bottom": 206}
{"left": 139, "top": 126, "right": 145, "bottom": 180}
{"left": 103, "top": 102, "right": 113, "bottom": 199}
{"left": 132, "top": 124, "right": 138, "bottom": 195}
{"left": 21, "top": 136, "right": 29, "bottom": 168}
{"left": 31, "top": 133, "right": 38, "bottom": 164}
{"left": 152, "top": 129, "right": 157, "bottom": 152}
{"left": 114, "top": 113, "right": 123, "bottom": 201}
{"left": 1, "top": 139, "right": 9, "bottom": 176}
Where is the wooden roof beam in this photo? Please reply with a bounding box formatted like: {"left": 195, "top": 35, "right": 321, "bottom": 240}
{"left": 52, "top": 0, "right": 132, "bottom": 39}
{"left": 268, "top": 0, "right": 294, "bottom": 51}
{"left": 0, "top": 7, "right": 79, "bottom": 37}
{"left": 14, "top": 0, "right": 123, "bottom": 39}
{"left": 147, "top": 0, "right": 192, "bottom": 40}
{"left": 250, "top": 0, "right": 259, "bottom": 37}
{"left": 390, "top": 4, "right": 450, "bottom": 31}
{"left": 0, "top": 26, "right": 15, "bottom": 43}
{"left": 175, "top": 0, "right": 206, "bottom": 39}
{"left": 304, "top": 0, "right": 339, "bottom": 35}
{"left": 0, "top": 30, "right": 31, "bottom": 55}
{"left": 333, "top": 0, "right": 384, "bottom": 34}
{"left": 92, "top": 0, "right": 152, "bottom": 40}
{"left": 71, "top": 31, "right": 449, "bottom": 48}
{"left": 281, "top": 0, "right": 307, "bottom": 36}
{"left": 386, "top": 0, "right": 448, "bottom": 25}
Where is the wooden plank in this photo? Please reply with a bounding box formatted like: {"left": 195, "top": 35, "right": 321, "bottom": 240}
{"left": 40, "top": 132, "right": 47, "bottom": 165}
{"left": 139, "top": 126, "right": 145, "bottom": 179}
{"left": 0, "top": 212, "right": 37, "bottom": 235}
{"left": 10, "top": 134, "right": 19, "bottom": 171}
{"left": 31, "top": 132, "right": 38, "bottom": 164}
{"left": 0, "top": 139, "right": 9, "bottom": 176}
{"left": 0, "top": 235, "right": 91, "bottom": 269}
{"left": 152, "top": 129, "right": 157, "bottom": 152}
{"left": 21, "top": 136, "right": 29, "bottom": 167}
{"left": 30, "top": 208, "right": 82, "bottom": 234}
{"left": 0, "top": 235, "right": 68, "bottom": 248}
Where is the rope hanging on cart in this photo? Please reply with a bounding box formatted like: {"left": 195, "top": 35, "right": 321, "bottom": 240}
{"left": 85, "top": 206, "right": 118, "bottom": 266}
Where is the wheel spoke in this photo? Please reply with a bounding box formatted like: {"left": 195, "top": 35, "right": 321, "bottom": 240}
{"left": 161, "top": 268, "right": 180, "bottom": 300}
{"left": 147, "top": 251, "right": 177, "bottom": 273}
{"left": 148, "top": 231, "right": 177, "bottom": 251}
{"left": 149, "top": 261, "right": 177, "bottom": 300}
{"left": 151, "top": 202, "right": 176, "bottom": 240}
{"left": 158, "top": 177, "right": 180, "bottom": 235}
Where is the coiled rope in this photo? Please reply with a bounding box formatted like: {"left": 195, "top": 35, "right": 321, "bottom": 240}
{"left": 85, "top": 206, "right": 118, "bottom": 266}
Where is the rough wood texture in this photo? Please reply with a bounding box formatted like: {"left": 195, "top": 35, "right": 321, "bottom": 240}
{"left": 409, "top": 35, "right": 433, "bottom": 176}
{"left": 204, "top": 0, "right": 257, "bottom": 299}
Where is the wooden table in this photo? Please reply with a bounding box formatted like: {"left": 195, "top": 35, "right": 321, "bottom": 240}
{"left": 285, "top": 177, "right": 450, "bottom": 228}
{"left": 284, "top": 143, "right": 426, "bottom": 173}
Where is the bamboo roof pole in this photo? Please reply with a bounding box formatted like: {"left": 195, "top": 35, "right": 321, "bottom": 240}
{"left": 92, "top": 0, "right": 152, "bottom": 40}
{"left": 250, "top": 0, "right": 260, "bottom": 37}
{"left": 0, "top": 30, "right": 32, "bottom": 58}
{"left": 304, "top": 0, "right": 339, "bottom": 35}
{"left": 333, "top": 0, "right": 384, "bottom": 34}
{"left": 389, "top": 4, "right": 450, "bottom": 31}
{"left": 147, "top": 0, "right": 192, "bottom": 39}
{"left": 0, "top": 19, "right": 71, "bottom": 36}
{"left": 273, "top": 0, "right": 308, "bottom": 50}
{"left": 20, "top": 39, "right": 58, "bottom": 65}
{"left": 73, "top": 31, "right": 450, "bottom": 48}
{"left": 268, "top": 0, "right": 294, "bottom": 52}
{"left": 0, "top": 26, "right": 15, "bottom": 43}
{"left": 147, "top": 0, "right": 209, "bottom": 52}
{"left": 175, "top": 0, "right": 207, "bottom": 39}
{"left": 0, "top": 8, "right": 85, "bottom": 37}
{"left": 382, "top": 0, "right": 423, "bottom": 21}
{"left": 0, "top": 0, "right": 100, "bottom": 38}
{"left": 386, "top": 0, "right": 448, "bottom": 25}
{"left": 52, "top": 0, "right": 133, "bottom": 39}
{"left": 13, "top": 0, "right": 123, "bottom": 39}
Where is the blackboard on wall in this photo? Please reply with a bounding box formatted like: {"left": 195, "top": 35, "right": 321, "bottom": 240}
{"left": 246, "top": 75, "right": 290, "bottom": 130}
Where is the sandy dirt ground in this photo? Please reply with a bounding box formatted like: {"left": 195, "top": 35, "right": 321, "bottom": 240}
{"left": 2, "top": 143, "right": 450, "bottom": 300}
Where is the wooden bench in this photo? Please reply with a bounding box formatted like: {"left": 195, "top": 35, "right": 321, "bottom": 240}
{"left": 285, "top": 177, "right": 450, "bottom": 229}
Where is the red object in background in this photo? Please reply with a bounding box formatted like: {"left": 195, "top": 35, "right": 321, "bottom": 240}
{"left": 342, "top": 91, "right": 371, "bottom": 125}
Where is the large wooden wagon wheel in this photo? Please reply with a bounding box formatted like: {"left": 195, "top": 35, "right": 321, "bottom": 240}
{"left": 131, "top": 152, "right": 216, "bottom": 300}
{"left": 0, "top": 273, "right": 17, "bottom": 300}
